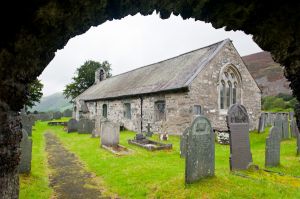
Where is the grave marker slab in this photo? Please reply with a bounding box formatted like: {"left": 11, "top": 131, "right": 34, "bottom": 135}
{"left": 258, "top": 114, "right": 265, "bottom": 133}
{"left": 265, "top": 126, "right": 281, "bottom": 167}
{"left": 78, "top": 118, "right": 95, "bottom": 134}
{"left": 290, "top": 119, "right": 298, "bottom": 138}
{"left": 296, "top": 125, "right": 300, "bottom": 155}
{"left": 100, "top": 120, "right": 120, "bottom": 146}
{"left": 274, "top": 114, "right": 283, "bottom": 139}
{"left": 227, "top": 104, "right": 252, "bottom": 170}
{"left": 19, "top": 129, "right": 32, "bottom": 174}
{"left": 282, "top": 114, "right": 289, "bottom": 139}
{"left": 67, "top": 119, "right": 78, "bottom": 133}
{"left": 21, "top": 115, "right": 33, "bottom": 136}
{"left": 185, "top": 116, "right": 214, "bottom": 184}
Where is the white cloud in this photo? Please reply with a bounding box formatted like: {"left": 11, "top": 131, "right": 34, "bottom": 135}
{"left": 40, "top": 13, "right": 261, "bottom": 96}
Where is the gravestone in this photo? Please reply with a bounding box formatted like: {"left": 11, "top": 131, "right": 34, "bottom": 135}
{"left": 180, "top": 127, "right": 189, "bottom": 158}
{"left": 185, "top": 116, "right": 214, "bottom": 184}
{"left": 265, "top": 126, "right": 281, "bottom": 167}
{"left": 289, "top": 112, "right": 294, "bottom": 120}
{"left": 78, "top": 118, "right": 95, "bottom": 134}
{"left": 227, "top": 104, "right": 252, "bottom": 170}
{"left": 63, "top": 109, "right": 73, "bottom": 117}
{"left": 296, "top": 125, "right": 300, "bottom": 155}
{"left": 100, "top": 120, "right": 120, "bottom": 146}
{"left": 258, "top": 114, "right": 265, "bottom": 133}
{"left": 282, "top": 114, "right": 289, "bottom": 139}
{"left": 274, "top": 114, "right": 283, "bottom": 139}
{"left": 19, "top": 129, "right": 32, "bottom": 174}
{"left": 21, "top": 115, "right": 33, "bottom": 136}
{"left": 290, "top": 119, "right": 298, "bottom": 138}
{"left": 145, "top": 123, "right": 153, "bottom": 137}
{"left": 53, "top": 111, "right": 62, "bottom": 120}
{"left": 67, "top": 119, "right": 78, "bottom": 133}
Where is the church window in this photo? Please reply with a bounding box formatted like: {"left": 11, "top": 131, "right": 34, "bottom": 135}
{"left": 124, "top": 103, "right": 131, "bottom": 119}
{"left": 155, "top": 100, "right": 166, "bottom": 121}
{"left": 102, "top": 104, "right": 107, "bottom": 118}
{"left": 219, "top": 65, "right": 241, "bottom": 110}
{"left": 194, "top": 105, "right": 202, "bottom": 115}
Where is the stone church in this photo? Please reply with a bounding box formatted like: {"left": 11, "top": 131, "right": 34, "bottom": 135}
{"left": 73, "top": 39, "right": 261, "bottom": 135}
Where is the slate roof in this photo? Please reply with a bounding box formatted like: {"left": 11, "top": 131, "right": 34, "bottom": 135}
{"left": 76, "top": 39, "right": 230, "bottom": 101}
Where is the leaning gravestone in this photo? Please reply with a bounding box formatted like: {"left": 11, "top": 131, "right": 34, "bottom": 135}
{"left": 67, "top": 119, "right": 78, "bottom": 133}
{"left": 180, "top": 127, "right": 189, "bottom": 158}
{"left": 19, "top": 129, "right": 32, "bottom": 174}
{"left": 185, "top": 116, "right": 214, "bottom": 184}
{"left": 258, "top": 114, "right": 265, "bottom": 133}
{"left": 282, "top": 114, "right": 289, "bottom": 139}
{"left": 100, "top": 120, "right": 120, "bottom": 146}
{"left": 274, "top": 114, "right": 283, "bottom": 139}
{"left": 78, "top": 118, "right": 95, "bottom": 134}
{"left": 227, "top": 104, "right": 252, "bottom": 170}
{"left": 265, "top": 126, "right": 281, "bottom": 167}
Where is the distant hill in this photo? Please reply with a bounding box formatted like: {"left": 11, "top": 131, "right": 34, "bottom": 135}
{"left": 242, "top": 51, "right": 292, "bottom": 96}
{"left": 30, "top": 92, "right": 72, "bottom": 112}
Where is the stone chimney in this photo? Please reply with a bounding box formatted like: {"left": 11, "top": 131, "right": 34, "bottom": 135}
{"left": 95, "top": 67, "right": 107, "bottom": 84}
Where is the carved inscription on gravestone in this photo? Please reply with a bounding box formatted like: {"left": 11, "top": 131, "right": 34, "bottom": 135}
{"left": 227, "top": 104, "right": 252, "bottom": 170}
{"left": 185, "top": 116, "right": 214, "bottom": 184}
{"left": 265, "top": 126, "right": 281, "bottom": 167}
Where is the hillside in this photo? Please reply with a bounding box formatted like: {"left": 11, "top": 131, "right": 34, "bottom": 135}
{"left": 242, "top": 51, "right": 292, "bottom": 96}
{"left": 31, "top": 92, "right": 72, "bottom": 112}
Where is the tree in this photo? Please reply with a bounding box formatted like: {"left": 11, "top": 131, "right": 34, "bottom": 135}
{"left": 63, "top": 60, "right": 112, "bottom": 101}
{"left": 25, "top": 79, "right": 43, "bottom": 110}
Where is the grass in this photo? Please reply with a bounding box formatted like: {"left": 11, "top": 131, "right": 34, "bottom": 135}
{"left": 20, "top": 120, "right": 300, "bottom": 198}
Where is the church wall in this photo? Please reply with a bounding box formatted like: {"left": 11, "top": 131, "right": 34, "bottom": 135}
{"left": 188, "top": 41, "right": 261, "bottom": 131}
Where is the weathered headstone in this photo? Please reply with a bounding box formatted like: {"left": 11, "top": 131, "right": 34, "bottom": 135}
{"left": 19, "top": 129, "right": 32, "bottom": 174}
{"left": 290, "top": 119, "right": 298, "bottom": 138}
{"left": 180, "top": 127, "right": 189, "bottom": 158}
{"left": 258, "top": 114, "right": 265, "bottom": 133}
{"left": 282, "top": 114, "right": 289, "bottom": 139}
{"left": 100, "top": 120, "right": 120, "bottom": 146}
{"left": 227, "top": 104, "right": 252, "bottom": 170}
{"left": 296, "top": 125, "right": 300, "bottom": 155}
{"left": 274, "top": 114, "right": 283, "bottom": 139}
{"left": 53, "top": 111, "right": 62, "bottom": 120}
{"left": 289, "top": 112, "right": 294, "bottom": 120}
{"left": 185, "top": 116, "right": 214, "bottom": 184}
{"left": 67, "top": 119, "right": 78, "bottom": 133}
{"left": 21, "top": 115, "right": 33, "bottom": 136}
{"left": 77, "top": 118, "right": 95, "bottom": 134}
{"left": 265, "top": 126, "right": 281, "bottom": 167}
{"left": 63, "top": 109, "right": 73, "bottom": 117}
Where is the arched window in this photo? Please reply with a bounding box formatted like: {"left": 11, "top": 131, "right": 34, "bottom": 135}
{"left": 219, "top": 65, "right": 241, "bottom": 110}
{"left": 102, "top": 104, "right": 107, "bottom": 118}
{"left": 99, "top": 69, "right": 104, "bottom": 81}
{"left": 220, "top": 80, "right": 225, "bottom": 109}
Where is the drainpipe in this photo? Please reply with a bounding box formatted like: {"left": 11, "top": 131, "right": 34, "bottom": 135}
{"left": 140, "top": 96, "right": 143, "bottom": 133}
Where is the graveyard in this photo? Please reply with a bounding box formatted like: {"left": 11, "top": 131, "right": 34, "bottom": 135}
{"left": 19, "top": 117, "right": 300, "bottom": 199}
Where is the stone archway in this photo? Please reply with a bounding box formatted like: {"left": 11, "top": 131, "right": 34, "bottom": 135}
{"left": 0, "top": 1, "right": 299, "bottom": 198}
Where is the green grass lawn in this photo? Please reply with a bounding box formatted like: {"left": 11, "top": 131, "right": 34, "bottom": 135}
{"left": 20, "top": 121, "right": 300, "bottom": 198}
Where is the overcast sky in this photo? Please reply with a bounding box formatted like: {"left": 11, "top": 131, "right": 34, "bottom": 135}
{"left": 40, "top": 13, "right": 262, "bottom": 97}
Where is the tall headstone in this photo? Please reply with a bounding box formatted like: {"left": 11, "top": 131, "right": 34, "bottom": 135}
{"left": 258, "top": 114, "right": 265, "bottom": 133}
{"left": 78, "top": 118, "right": 95, "bottom": 134}
{"left": 282, "top": 114, "right": 289, "bottom": 139}
{"left": 185, "top": 116, "right": 214, "bottom": 184}
{"left": 274, "top": 114, "right": 283, "bottom": 139}
{"left": 19, "top": 129, "right": 32, "bottom": 174}
{"left": 227, "top": 104, "right": 252, "bottom": 170}
{"left": 67, "top": 119, "right": 78, "bottom": 133}
{"left": 289, "top": 111, "right": 294, "bottom": 120}
{"left": 265, "top": 126, "right": 281, "bottom": 167}
{"left": 100, "top": 120, "right": 120, "bottom": 147}
{"left": 180, "top": 127, "right": 189, "bottom": 158}
{"left": 145, "top": 123, "right": 153, "bottom": 137}
{"left": 290, "top": 119, "right": 298, "bottom": 138}
{"left": 21, "top": 115, "right": 33, "bottom": 136}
